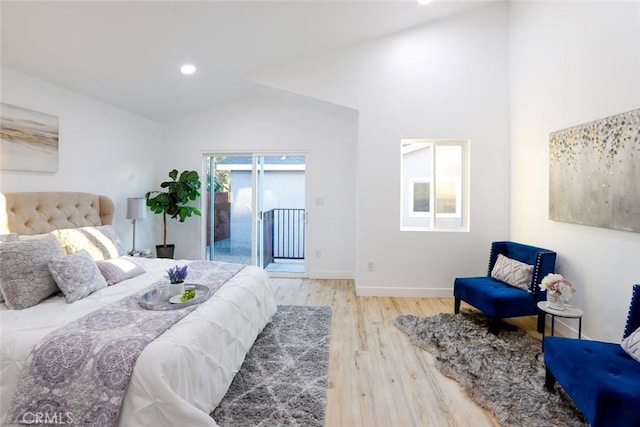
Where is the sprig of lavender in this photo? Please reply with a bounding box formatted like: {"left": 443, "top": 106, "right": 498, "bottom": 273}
{"left": 166, "top": 264, "right": 188, "bottom": 284}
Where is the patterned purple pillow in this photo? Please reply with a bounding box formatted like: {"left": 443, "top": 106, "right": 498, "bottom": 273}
{"left": 48, "top": 250, "right": 108, "bottom": 303}
{"left": 0, "top": 234, "right": 19, "bottom": 303}
{"left": 96, "top": 257, "right": 145, "bottom": 285}
{"left": 0, "top": 235, "right": 65, "bottom": 309}
{"left": 0, "top": 233, "right": 18, "bottom": 243}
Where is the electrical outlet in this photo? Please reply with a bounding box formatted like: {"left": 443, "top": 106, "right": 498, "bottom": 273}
{"left": 367, "top": 261, "right": 374, "bottom": 272}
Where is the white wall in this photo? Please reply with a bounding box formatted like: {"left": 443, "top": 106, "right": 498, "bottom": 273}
{"left": 509, "top": 1, "right": 640, "bottom": 341}
{"left": 160, "top": 92, "right": 358, "bottom": 278}
{"left": 252, "top": 3, "right": 512, "bottom": 295}
{"left": 0, "top": 66, "right": 161, "bottom": 252}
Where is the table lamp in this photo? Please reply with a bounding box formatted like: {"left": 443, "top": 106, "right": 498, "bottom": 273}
{"left": 126, "top": 197, "right": 147, "bottom": 255}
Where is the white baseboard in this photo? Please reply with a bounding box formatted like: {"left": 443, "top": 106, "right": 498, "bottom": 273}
{"left": 308, "top": 271, "right": 354, "bottom": 280}
{"left": 543, "top": 315, "right": 591, "bottom": 340}
{"left": 266, "top": 271, "right": 354, "bottom": 280}
{"left": 355, "top": 287, "right": 453, "bottom": 297}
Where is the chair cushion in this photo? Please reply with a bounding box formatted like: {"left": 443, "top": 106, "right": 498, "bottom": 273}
{"left": 454, "top": 276, "right": 537, "bottom": 318}
{"left": 544, "top": 336, "right": 640, "bottom": 427}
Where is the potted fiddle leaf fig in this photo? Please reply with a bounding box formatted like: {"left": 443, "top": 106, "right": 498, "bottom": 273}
{"left": 146, "top": 169, "right": 202, "bottom": 259}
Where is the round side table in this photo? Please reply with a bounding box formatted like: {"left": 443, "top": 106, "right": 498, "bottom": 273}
{"left": 537, "top": 301, "right": 584, "bottom": 346}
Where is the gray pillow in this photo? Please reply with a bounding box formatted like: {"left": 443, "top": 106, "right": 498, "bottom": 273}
{"left": 48, "top": 250, "right": 108, "bottom": 303}
{"left": 53, "top": 225, "right": 126, "bottom": 261}
{"left": 0, "top": 235, "right": 65, "bottom": 309}
{"left": 0, "top": 233, "right": 18, "bottom": 243}
{"left": 0, "top": 234, "right": 19, "bottom": 303}
{"left": 96, "top": 257, "right": 145, "bottom": 285}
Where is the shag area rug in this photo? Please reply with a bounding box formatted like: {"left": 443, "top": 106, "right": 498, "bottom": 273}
{"left": 395, "top": 310, "right": 588, "bottom": 427}
{"left": 212, "top": 305, "right": 331, "bottom": 427}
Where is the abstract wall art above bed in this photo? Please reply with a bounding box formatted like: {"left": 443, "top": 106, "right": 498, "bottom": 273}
{"left": 549, "top": 108, "right": 640, "bottom": 233}
{"left": 0, "top": 103, "right": 59, "bottom": 173}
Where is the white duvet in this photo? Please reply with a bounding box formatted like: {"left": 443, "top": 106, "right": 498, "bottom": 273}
{"left": 0, "top": 258, "right": 277, "bottom": 427}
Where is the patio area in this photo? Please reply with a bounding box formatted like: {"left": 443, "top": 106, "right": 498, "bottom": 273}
{"left": 208, "top": 238, "right": 304, "bottom": 274}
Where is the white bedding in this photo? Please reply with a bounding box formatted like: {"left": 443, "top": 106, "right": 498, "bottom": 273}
{"left": 0, "top": 257, "right": 277, "bottom": 427}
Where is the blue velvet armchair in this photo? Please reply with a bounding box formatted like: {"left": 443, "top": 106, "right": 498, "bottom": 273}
{"left": 544, "top": 284, "right": 640, "bottom": 427}
{"left": 453, "top": 241, "right": 557, "bottom": 333}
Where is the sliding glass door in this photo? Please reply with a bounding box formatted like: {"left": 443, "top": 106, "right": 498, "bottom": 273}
{"left": 206, "top": 155, "right": 252, "bottom": 265}
{"left": 204, "top": 154, "right": 306, "bottom": 274}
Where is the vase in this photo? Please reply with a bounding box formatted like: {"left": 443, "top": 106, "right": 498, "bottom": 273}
{"left": 169, "top": 282, "right": 185, "bottom": 297}
{"left": 546, "top": 292, "right": 565, "bottom": 310}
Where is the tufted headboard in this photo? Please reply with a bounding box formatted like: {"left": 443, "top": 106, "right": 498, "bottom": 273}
{"left": 0, "top": 192, "right": 114, "bottom": 235}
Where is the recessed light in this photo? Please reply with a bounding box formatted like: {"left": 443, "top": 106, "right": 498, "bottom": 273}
{"left": 180, "top": 64, "right": 196, "bottom": 75}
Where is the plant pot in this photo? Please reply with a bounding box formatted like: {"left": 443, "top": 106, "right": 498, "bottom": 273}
{"left": 156, "top": 244, "right": 175, "bottom": 259}
{"left": 169, "top": 282, "right": 185, "bottom": 297}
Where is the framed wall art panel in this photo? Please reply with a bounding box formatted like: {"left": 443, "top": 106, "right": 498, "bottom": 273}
{"left": 0, "top": 103, "right": 59, "bottom": 173}
{"left": 549, "top": 109, "right": 640, "bottom": 233}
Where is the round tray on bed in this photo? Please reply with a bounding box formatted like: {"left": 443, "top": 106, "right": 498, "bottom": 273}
{"left": 139, "top": 284, "right": 210, "bottom": 311}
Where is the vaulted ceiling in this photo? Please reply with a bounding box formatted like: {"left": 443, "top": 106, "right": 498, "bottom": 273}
{"left": 1, "top": 1, "right": 491, "bottom": 122}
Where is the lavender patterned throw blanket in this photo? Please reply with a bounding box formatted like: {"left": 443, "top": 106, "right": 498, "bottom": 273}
{"left": 6, "top": 261, "right": 243, "bottom": 426}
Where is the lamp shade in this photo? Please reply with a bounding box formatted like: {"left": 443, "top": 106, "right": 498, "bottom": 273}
{"left": 126, "top": 197, "right": 147, "bottom": 220}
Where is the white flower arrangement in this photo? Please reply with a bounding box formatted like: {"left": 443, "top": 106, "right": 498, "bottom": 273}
{"left": 540, "top": 273, "right": 575, "bottom": 302}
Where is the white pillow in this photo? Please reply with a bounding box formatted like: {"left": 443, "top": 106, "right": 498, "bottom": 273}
{"left": 53, "top": 225, "right": 126, "bottom": 261}
{"left": 622, "top": 326, "right": 640, "bottom": 363}
{"left": 490, "top": 254, "right": 534, "bottom": 291}
{"left": 48, "top": 250, "right": 108, "bottom": 303}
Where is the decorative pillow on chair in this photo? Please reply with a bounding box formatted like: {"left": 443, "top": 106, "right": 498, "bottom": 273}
{"left": 53, "top": 225, "right": 126, "bottom": 261}
{"left": 48, "top": 250, "right": 108, "bottom": 303}
{"left": 622, "top": 326, "right": 640, "bottom": 363}
{"left": 0, "top": 235, "right": 65, "bottom": 309}
{"left": 490, "top": 254, "right": 534, "bottom": 291}
{"left": 96, "top": 257, "right": 145, "bottom": 285}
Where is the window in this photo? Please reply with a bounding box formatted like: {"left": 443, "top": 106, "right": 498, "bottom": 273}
{"left": 401, "top": 139, "right": 469, "bottom": 231}
{"left": 410, "top": 179, "right": 430, "bottom": 216}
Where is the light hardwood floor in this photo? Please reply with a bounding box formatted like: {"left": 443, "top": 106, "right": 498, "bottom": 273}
{"left": 270, "top": 278, "right": 543, "bottom": 427}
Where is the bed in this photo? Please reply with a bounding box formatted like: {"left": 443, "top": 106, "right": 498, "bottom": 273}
{"left": 0, "top": 192, "right": 277, "bottom": 426}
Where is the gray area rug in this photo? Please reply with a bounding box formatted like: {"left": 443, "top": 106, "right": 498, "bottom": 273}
{"left": 395, "top": 310, "right": 588, "bottom": 427}
{"left": 212, "top": 305, "right": 331, "bottom": 427}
